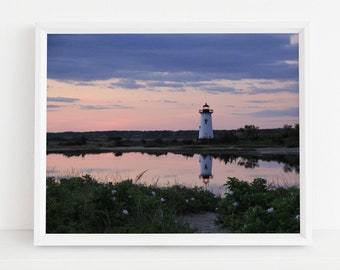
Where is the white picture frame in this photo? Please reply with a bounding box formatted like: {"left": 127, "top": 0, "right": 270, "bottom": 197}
{"left": 35, "top": 22, "right": 311, "bottom": 246}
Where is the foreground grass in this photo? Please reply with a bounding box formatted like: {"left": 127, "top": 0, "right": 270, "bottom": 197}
{"left": 46, "top": 175, "right": 300, "bottom": 233}
{"left": 46, "top": 175, "right": 219, "bottom": 233}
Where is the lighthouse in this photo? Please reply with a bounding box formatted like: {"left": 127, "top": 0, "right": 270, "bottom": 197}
{"left": 198, "top": 103, "right": 214, "bottom": 139}
{"left": 199, "top": 154, "right": 213, "bottom": 185}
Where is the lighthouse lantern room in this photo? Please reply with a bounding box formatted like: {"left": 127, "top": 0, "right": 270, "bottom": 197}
{"left": 198, "top": 103, "right": 214, "bottom": 139}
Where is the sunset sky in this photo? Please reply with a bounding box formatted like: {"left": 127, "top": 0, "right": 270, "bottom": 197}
{"left": 47, "top": 34, "right": 299, "bottom": 132}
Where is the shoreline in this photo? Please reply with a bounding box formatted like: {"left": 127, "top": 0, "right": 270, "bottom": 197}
{"left": 47, "top": 146, "right": 299, "bottom": 155}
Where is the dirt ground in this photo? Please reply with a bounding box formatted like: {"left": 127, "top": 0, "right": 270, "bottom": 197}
{"left": 178, "top": 212, "right": 229, "bottom": 233}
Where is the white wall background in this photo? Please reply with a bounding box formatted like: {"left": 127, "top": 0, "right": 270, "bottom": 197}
{"left": 0, "top": 0, "right": 339, "bottom": 233}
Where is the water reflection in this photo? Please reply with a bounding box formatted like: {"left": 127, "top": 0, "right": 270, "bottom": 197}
{"left": 53, "top": 150, "right": 299, "bottom": 174}
{"left": 47, "top": 151, "right": 300, "bottom": 193}
{"left": 237, "top": 157, "right": 259, "bottom": 169}
{"left": 199, "top": 155, "right": 213, "bottom": 185}
{"left": 211, "top": 153, "right": 299, "bottom": 174}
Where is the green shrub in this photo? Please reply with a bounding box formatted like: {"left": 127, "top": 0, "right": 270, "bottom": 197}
{"left": 216, "top": 177, "right": 300, "bottom": 233}
{"left": 46, "top": 175, "right": 299, "bottom": 234}
{"left": 46, "top": 175, "right": 220, "bottom": 233}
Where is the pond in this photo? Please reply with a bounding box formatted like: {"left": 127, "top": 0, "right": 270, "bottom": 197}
{"left": 47, "top": 151, "right": 299, "bottom": 195}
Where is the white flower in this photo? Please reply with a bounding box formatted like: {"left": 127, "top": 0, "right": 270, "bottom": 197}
{"left": 122, "top": 209, "right": 129, "bottom": 215}
{"left": 111, "top": 190, "right": 117, "bottom": 195}
{"left": 151, "top": 191, "right": 156, "bottom": 196}
{"left": 191, "top": 197, "right": 195, "bottom": 201}
{"left": 267, "top": 207, "right": 274, "bottom": 213}
{"left": 111, "top": 197, "right": 116, "bottom": 201}
{"left": 160, "top": 197, "right": 165, "bottom": 202}
{"left": 295, "top": 215, "right": 300, "bottom": 220}
{"left": 232, "top": 202, "right": 239, "bottom": 207}
{"left": 185, "top": 199, "right": 189, "bottom": 203}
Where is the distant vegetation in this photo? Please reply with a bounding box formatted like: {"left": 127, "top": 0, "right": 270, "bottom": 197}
{"left": 47, "top": 124, "right": 299, "bottom": 149}
{"left": 46, "top": 175, "right": 299, "bottom": 233}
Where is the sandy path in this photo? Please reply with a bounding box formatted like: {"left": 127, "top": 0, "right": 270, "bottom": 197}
{"left": 178, "top": 212, "right": 229, "bottom": 233}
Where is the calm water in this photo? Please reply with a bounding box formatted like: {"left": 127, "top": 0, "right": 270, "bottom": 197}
{"left": 47, "top": 152, "right": 299, "bottom": 195}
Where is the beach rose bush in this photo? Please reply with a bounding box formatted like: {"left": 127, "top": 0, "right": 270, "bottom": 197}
{"left": 216, "top": 177, "right": 300, "bottom": 233}
{"left": 46, "top": 175, "right": 220, "bottom": 233}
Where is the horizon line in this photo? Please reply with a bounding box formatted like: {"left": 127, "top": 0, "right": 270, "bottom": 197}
{"left": 47, "top": 126, "right": 296, "bottom": 134}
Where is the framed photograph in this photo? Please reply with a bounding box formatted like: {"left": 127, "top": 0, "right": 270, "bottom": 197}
{"left": 35, "top": 22, "right": 311, "bottom": 246}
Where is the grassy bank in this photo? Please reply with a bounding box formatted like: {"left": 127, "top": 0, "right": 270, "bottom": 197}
{"left": 46, "top": 175, "right": 300, "bottom": 233}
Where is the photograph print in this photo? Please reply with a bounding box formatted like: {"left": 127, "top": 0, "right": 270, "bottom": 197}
{"left": 46, "top": 33, "right": 300, "bottom": 234}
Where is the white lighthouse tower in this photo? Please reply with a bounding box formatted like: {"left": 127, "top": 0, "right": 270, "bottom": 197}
{"left": 198, "top": 103, "right": 214, "bottom": 139}
{"left": 199, "top": 154, "right": 213, "bottom": 185}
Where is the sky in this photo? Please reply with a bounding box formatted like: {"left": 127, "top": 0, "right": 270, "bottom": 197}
{"left": 47, "top": 34, "right": 299, "bottom": 132}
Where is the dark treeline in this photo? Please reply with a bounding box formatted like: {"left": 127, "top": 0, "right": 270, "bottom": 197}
{"left": 47, "top": 128, "right": 284, "bottom": 140}
{"left": 48, "top": 130, "right": 198, "bottom": 141}
{"left": 47, "top": 124, "right": 299, "bottom": 148}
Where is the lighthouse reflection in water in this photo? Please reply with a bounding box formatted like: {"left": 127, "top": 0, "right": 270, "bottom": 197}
{"left": 199, "top": 154, "right": 213, "bottom": 185}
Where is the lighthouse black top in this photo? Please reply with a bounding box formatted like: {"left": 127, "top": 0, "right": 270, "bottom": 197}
{"left": 199, "top": 103, "right": 214, "bottom": 114}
